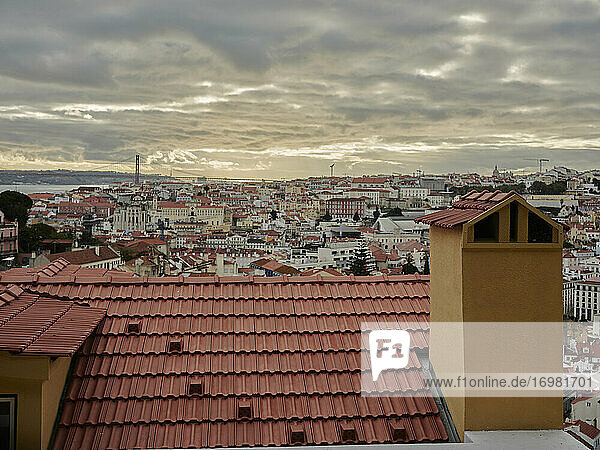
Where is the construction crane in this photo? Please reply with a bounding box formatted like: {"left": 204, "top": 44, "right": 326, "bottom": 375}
{"left": 525, "top": 158, "right": 550, "bottom": 174}
{"left": 330, "top": 163, "right": 335, "bottom": 177}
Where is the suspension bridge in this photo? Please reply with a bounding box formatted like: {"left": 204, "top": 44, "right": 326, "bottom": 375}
{"left": 77, "top": 154, "right": 282, "bottom": 183}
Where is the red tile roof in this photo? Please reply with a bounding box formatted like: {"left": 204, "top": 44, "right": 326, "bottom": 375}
{"left": 0, "top": 285, "right": 106, "bottom": 356}
{"left": 251, "top": 258, "right": 300, "bottom": 276}
{"left": 301, "top": 268, "right": 344, "bottom": 277}
{"left": 414, "top": 190, "right": 517, "bottom": 228}
{"left": 395, "top": 240, "right": 429, "bottom": 253}
{"left": 2, "top": 263, "right": 446, "bottom": 448}
{"left": 572, "top": 420, "right": 600, "bottom": 439}
{"left": 352, "top": 177, "right": 387, "bottom": 184}
{"left": 47, "top": 247, "right": 120, "bottom": 265}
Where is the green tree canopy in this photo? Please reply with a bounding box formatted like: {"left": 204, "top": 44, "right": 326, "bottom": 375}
{"left": 373, "top": 208, "right": 380, "bottom": 221}
{"left": 19, "top": 223, "right": 66, "bottom": 253}
{"left": 529, "top": 181, "right": 566, "bottom": 195}
{"left": 402, "top": 253, "right": 419, "bottom": 275}
{"left": 0, "top": 190, "right": 32, "bottom": 228}
{"left": 350, "top": 245, "right": 373, "bottom": 276}
{"left": 383, "top": 207, "right": 403, "bottom": 217}
{"left": 422, "top": 258, "right": 430, "bottom": 275}
{"left": 79, "top": 230, "right": 101, "bottom": 246}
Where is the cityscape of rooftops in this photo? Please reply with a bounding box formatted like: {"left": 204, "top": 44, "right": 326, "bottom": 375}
{"left": 1, "top": 1, "right": 600, "bottom": 449}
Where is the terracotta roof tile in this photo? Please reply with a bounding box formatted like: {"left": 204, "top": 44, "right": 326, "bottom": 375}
{"left": 0, "top": 287, "right": 106, "bottom": 357}
{"left": 415, "top": 189, "right": 519, "bottom": 228}
{"left": 48, "top": 247, "right": 120, "bottom": 265}
{"left": 2, "top": 262, "right": 446, "bottom": 448}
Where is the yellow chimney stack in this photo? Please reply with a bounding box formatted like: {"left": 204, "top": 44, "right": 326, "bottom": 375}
{"left": 416, "top": 190, "right": 564, "bottom": 439}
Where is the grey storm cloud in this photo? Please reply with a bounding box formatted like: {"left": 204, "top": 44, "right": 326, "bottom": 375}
{"left": 0, "top": 0, "right": 598, "bottom": 177}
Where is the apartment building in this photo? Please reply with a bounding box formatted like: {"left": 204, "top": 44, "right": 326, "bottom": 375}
{"left": 0, "top": 210, "right": 18, "bottom": 262}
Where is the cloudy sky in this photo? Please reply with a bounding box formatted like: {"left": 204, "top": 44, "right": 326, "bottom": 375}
{"left": 0, "top": 0, "right": 599, "bottom": 179}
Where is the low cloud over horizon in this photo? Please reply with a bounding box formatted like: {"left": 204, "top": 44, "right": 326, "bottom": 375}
{"left": 0, "top": 0, "right": 599, "bottom": 178}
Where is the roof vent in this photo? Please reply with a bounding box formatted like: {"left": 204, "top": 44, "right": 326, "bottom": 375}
{"left": 390, "top": 423, "right": 408, "bottom": 442}
{"left": 189, "top": 382, "right": 203, "bottom": 395}
{"left": 290, "top": 424, "right": 306, "bottom": 444}
{"left": 168, "top": 340, "right": 182, "bottom": 353}
{"left": 340, "top": 423, "right": 358, "bottom": 443}
{"left": 237, "top": 399, "right": 252, "bottom": 419}
{"left": 126, "top": 322, "right": 140, "bottom": 334}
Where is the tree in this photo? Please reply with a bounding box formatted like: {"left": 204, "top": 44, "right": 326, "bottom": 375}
{"left": 270, "top": 210, "right": 278, "bottom": 220}
{"left": 349, "top": 245, "right": 373, "bottom": 276}
{"left": 120, "top": 247, "right": 136, "bottom": 262}
{"left": 80, "top": 230, "right": 100, "bottom": 246}
{"left": 0, "top": 190, "right": 32, "bottom": 228}
{"left": 19, "top": 223, "right": 64, "bottom": 253}
{"left": 422, "top": 257, "right": 430, "bottom": 275}
{"left": 383, "top": 207, "right": 403, "bottom": 217}
{"left": 373, "top": 207, "right": 380, "bottom": 222}
{"left": 402, "top": 253, "right": 419, "bottom": 275}
{"left": 450, "top": 183, "right": 527, "bottom": 195}
{"left": 529, "top": 180, "right": 566, "bottom": 195}
{"left": 353, "top": 211, "right": 360, "bottom": 222}
{"left": 322, "top": 211, "right": 332, "bottom": 222}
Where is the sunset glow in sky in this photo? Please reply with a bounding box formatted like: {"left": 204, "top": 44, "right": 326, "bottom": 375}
{"left": 1, "top": 1, "right": 599, "bottom": 178}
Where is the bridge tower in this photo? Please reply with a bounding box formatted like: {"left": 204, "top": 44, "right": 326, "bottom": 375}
{"left": 134, "top": 154, "right": 140, "bottom": 184}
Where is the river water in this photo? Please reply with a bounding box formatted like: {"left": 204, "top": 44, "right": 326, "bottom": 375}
{"left": 0, "top": 184, "right": 108, "bottom": 194}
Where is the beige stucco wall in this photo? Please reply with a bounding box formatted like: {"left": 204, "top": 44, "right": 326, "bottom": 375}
{"left": 42, "top": 357, "right": 71, "bottom": 449}
{"left": 0, "top": 352, "right": 71, "bottom": 450}
{"left": 429, "top": 225, "right": 465, "bottom": 436}
{"left": 428, "top": 212, "right": 563, "bottom": 438}
{"left": 462, "top": 246, "right": 563, "bottom": 432}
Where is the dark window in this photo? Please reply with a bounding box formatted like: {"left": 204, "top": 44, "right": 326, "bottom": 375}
{"left": 510, "top": 202, "right": 519, "bottom": 242}
{"left": 126, "top": 322, "right": 140, "bottom": 334}
{"left": 341, "top": 426, "right": 358, "bottom": 442}
{"left": 238, "top": 400, "right": 252, "bottom": 419}
{"left": 290, "top": 429, "right": 306, "bottom": 444}
{"left": 390, "top": 424, "right": 408, "bottom": 442}
{"left": 168, "top": 340, "right": 182, "bottom": 353}
{"left": 189, "top": 382, "right": 203, "bottom": 395}
{"left": 474, "top": 212, "right": 499, "bottom": 242}
{"left": 528, "top": 211, "right": 553, "bottom": 243}
{"left": 0, "top": 396, "right": 16, "bottom": 450}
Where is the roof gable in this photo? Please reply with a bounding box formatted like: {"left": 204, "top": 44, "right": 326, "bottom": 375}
{"left": 0, "top": 286, "right": 106, "bottom": 356}
{"left": 415, "top": 190, "right": 561, "bottom": 236}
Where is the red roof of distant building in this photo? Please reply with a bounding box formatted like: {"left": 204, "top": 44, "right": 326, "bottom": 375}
{"left": 0, "top": 262, "right": 446, "bottom": 449}
{"left": 395, "top": 240, "right": 429, "bottom": 253}
{"left": 571, "top": 420, "right": 600, "bottom": 439}
{"left": 251, "top": 258, "right": 300, "bottom": 275}
{"left": 28, "top": 193, "right": 54, "bottom": 200}
{"left": 47, "top": 246, "right": 120, "bottom": 265}
{"left": 357, "top": 226, "right": 375, "bottom": 233}
{"left": 158, "top": 201, "right": 187, "bottom": 208}
{"left": 300, "top": 268, "right": 344, "bottom": 277}
{"left": 352, "top": 177, "right": 387, "bottom": 184}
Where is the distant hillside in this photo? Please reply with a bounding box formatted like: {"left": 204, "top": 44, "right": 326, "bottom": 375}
{"left": 0, "top": 169, "right": 172, "bottom": 185}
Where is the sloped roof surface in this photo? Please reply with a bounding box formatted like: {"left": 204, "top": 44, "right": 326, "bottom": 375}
{"left": 0, "top": 285, "right": 106, "bottom": 356}
{"left": 48, "top": 247, "right": 120, "bottom": 265}
{"left": 251, "top": 258, "right": 300, "bottom": 275}
{"left": 2, "top": 263, "right": 447, "bottom": 448}
{"left": 0, "top": 258, "right": 136, "bottom": 284}
{"left": 414, "top": 190, "right": 516, "bottom": 228}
